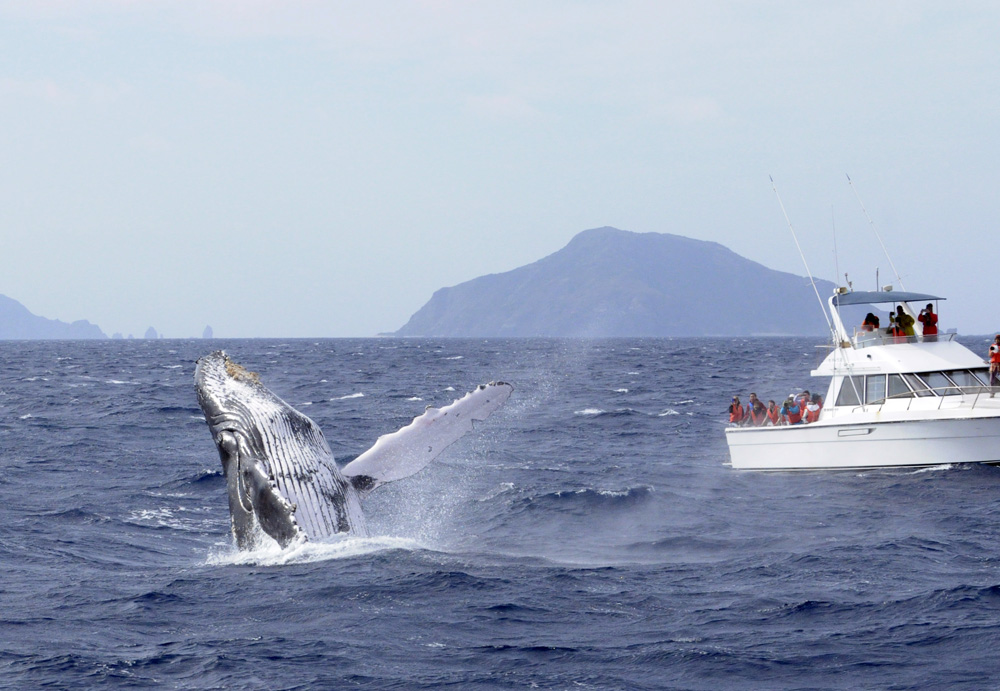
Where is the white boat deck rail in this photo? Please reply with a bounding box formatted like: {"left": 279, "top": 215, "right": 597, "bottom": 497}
{"left": 851, "top": 330, "right": 957, "bottom": 349}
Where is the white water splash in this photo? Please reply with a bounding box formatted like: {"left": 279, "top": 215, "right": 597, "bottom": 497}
{"left": 205, "top": 535, "right": 424, "bottom": 567}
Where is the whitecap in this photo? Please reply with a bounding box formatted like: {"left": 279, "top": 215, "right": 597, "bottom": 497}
{"left": 614, "top": 388, "right": 629, "bottom": 393}
{"left": 444, "top": 386, "right": 456, "bottom": 392}
{"left": 443, "top": 356, "right": 464, "bottom": 360}
{"left": 19, "top": 414, "right": 32, "bottom": 420}
{"left": 407, "top": 397, "right": 423, "bottom": 402}
{"left": 910, "top": 464, "right": 953, "bottom": 474}
{"left": 575, "top": 408, "right": 605, "bottom": 416}
{"left": 333, "top": 392, "right": 364, "bottom": 400}
{"left": 658, "top": 409, "right": 679, "bottom": 416}
{"left": 300, "top": 401, "right": 313, "bottom": 406}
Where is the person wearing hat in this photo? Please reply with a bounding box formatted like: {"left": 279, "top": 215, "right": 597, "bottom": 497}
{"left": 780, "top": 396, "right": 802, "bottom": 424}
{"left": 989, "top": 335, "right": 1000, "bottom": 396}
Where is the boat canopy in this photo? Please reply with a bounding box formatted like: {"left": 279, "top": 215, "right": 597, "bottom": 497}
{"left": 832, "top": 290, "right": 945, "bottom": 307}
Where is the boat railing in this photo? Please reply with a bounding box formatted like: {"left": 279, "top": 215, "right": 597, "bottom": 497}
{"left": 850, "top": 384, "right": 995, "bottom": 414}
{"left": 851, "top": 330, "right": 956, "bottom": 349}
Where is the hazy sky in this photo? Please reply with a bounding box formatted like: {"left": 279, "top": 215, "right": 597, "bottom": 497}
{"left": 2, "top": 1, "right": 998, "bottom": 337}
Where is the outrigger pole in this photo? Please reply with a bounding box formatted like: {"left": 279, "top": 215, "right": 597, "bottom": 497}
{"left": 769, "top": 176, "right": 836, "bottom": 340}
{"left": 846, "top": 174, "right": 905, "bottom": 291}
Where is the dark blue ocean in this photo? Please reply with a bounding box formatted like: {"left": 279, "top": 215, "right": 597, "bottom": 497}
{"left": 4, "top": 337, "right": 1000, "bottom": 689}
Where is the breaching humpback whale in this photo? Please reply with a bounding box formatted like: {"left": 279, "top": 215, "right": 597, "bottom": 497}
{"left": 194, "top": 351, "right": 512, "bottom": 550}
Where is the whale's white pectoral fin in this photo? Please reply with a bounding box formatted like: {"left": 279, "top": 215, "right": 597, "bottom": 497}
{"left": 341, "top": 381, "right": 513, "bottom": 495}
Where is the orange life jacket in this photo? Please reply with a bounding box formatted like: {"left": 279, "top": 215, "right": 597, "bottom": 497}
{"left": 749, "top": 407, "right": 767, "bottom": 426}
{"left": 805, "top": 403, "right": 821, "bottom": 423}
{"left": 729, "top": 403, "right": 745, "bottom": 423}
{"left": 783, "top": 403, "right": 802, "bottom": 425}
{"left": 766, "top": 406, "right": 781, "bottom": 426}
{"left": 990, "top": 345, "right": 1000, "bottom": 364}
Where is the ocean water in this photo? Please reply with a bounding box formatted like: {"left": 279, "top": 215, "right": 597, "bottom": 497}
{"left": 3, "top": 337, "right": 1000, "bottom": 689}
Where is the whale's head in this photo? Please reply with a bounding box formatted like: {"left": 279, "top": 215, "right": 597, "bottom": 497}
{"left": 194, "top": 350, "right": 321, "bottom": 549}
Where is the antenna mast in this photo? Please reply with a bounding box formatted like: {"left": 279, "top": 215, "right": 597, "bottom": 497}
{"left": 847, "top": 174, "right": 904, "bottom": 291}
{"left": 769, "top": 176, "right": 834, "bottom": 337}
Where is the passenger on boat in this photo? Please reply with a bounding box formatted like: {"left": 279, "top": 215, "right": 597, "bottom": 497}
{"left": 887, "top": 317, "right": 905, "bottom": 343}
{"left": 895, "top": 306, "right": 916, "bottom": 338}
{"left": 745, "top": 392, "right": 761, "bottom": 417}
{"left": 780, "top": 397, "right": 802, "bottom": 424}
{"left": 918, "top": 304, "right": 938, "bottom": 341}
{"left": 728, "top": 396, "right": 745, "bottom": 424}
{"left": 989, "top": 336, "right": 1000, "bottom": 396}
{"left": 861, "top": 313, "right": 879, "bottom": 331}
{"left": 748, "top": 400, "right": 767, "bottom": 426}
{"left": 794, "top": 390, "right": 811, "bottom": 408}
{"left": 804, "top": 394, "right": 822, "bottom": 423}
{"left": 766, "top": 400, "right": 782, "bottom": 426}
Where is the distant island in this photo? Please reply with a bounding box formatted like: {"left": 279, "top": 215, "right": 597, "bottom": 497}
{"left": 394, "top": 227, "right": 837, "bottom": 337}
{"left": 0, "top": 294, "right": 106, "bottom": 340}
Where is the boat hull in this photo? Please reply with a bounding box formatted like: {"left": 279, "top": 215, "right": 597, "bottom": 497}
{"left": 725, "top": 415, "right": 1000, "bottom": 470}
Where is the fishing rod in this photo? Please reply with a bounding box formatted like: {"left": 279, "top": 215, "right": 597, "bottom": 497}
{"left": 769, "top": 176, "right": 836, "bottom": 339}
{"left": 846, "top": 174, "right": 905, "bottom": 291}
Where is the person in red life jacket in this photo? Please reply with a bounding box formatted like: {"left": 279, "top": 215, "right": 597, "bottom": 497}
{"left": 918, "top": 303, "right": 938, "bottom": 342}
{"left": 989, "top": 335, "right": 1000, "bottom": 397}
{"left": 766, "top": 399, "right": 782, "bottom": 426}
{"left": 804, "top": 393, "right": 822, "bottom": 423}
{"left": 748, "top": 400, "right": 767, "bottom": 426}
{"left": 728, "top": 395, "right": 746, "bottom": 424}
{"left": 780, "top": 396, "right": 802, "bottom": 424}
{"left": 861, "top": 313, "right": 879, "bottom": 332}
{"left": 745, "top": 392, "right": 762, "bottom": 417}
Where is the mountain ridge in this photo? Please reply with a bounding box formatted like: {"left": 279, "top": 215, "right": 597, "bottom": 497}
{"left": 395, "top": 227, "right": 836, "bottom": 337}
{"left": 0, "top": 295, "right": 106, "bottom": 340}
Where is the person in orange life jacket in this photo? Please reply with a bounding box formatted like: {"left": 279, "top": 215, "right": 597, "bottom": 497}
{"left": 766, "top": 400, "right": 782, "bottom": 426}
{"left": 887, "top": 315, "right": 905, "bottom": 343}
{"left": 804, "top": 393, "right": 822, "bottom": 423}
{"left": 745, "top": 392, "right": 762, "bottom": 417}
{"left": 861, "top": 313, "right": 879, "bottom": 332}
{"left": 780, "top": 396, "right": 802, "bottom": 424}
{"left": 989, "top": 336, "right": 1000, "bottom": 396}
{"left": 748, "top": 400, "right": 767, "bottom": 426}
{"left": 918, "top": 303, "right": 938, "bottom": 341}
{"left": 728, "top": 395, "right": 745, "bottom": 424}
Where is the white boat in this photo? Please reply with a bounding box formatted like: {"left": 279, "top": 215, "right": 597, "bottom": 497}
{"left": 725, "top": 289, "right": 1000, "bottom": 470}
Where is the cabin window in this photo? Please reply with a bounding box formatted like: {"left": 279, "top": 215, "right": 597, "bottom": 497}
{"left": 922, "top": 371, "right": 958, "bottom": 395}
{"left": 836, "top": 376, "right": 864, "bottom": 407}
{"left": 903, "top": 373, "right": 934, "bottom": 397}
{"left": 945, "top": 370, "right": 986, "bottom": 389}
{"left": 865, "top": 375, "right": 886, "bottom": 404}
{"left": 887, "top": 374, "right": 914, "bottom": 399}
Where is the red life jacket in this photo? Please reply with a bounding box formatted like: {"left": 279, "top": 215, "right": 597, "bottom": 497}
{"left": 991, "top": 345, "right": 1000, "bottom": 364}
{"left": 749, "top": 407, "right": 767, "bottom": 426}
{"left": 919, "top": 312, "right": 938, "bottom": 335}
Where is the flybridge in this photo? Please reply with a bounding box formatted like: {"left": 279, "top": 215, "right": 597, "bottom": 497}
{"left": 827, "top": 289, "right": 946, "bottom": 347}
